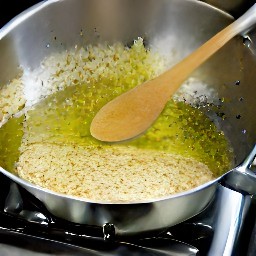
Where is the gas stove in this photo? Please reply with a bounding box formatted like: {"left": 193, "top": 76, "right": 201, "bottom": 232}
{"left": 0, "top": 173, "right": 255, "bottom": 256}
{"left": 0, "top": 1, "right": 256, "bottom": 255}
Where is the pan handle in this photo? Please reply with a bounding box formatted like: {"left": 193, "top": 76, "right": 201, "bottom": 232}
{"left": 223, "top": 144, "right": 256, "bottom": 195}
{"left": 240, "top": 144, "right": 256, "bottom": 170}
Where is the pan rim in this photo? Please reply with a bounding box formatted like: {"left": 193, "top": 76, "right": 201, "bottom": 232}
{"left": 0, "top": 165, "right": 229, "bottom": 205}
{"left": 0, "top": 0, "right": 236, "bottom": 206}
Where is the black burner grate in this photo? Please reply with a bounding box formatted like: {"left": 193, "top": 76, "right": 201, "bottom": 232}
{"left": 0, "top": 172, "right": 255, "bottom": 255}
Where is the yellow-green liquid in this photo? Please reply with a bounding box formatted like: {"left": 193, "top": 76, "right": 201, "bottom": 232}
{"left": 0, "top": 79, "right": 233, "bottom": 177}
{"left": 0, "top": 115, "right": 24, "bottom": 172}
{"left": 0, "top": 41, "right": 233, "bottom": 177}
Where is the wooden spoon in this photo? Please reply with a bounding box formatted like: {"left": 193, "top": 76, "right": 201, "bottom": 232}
{"left": 90, "top": 4, "right": 256, "bottom": 142}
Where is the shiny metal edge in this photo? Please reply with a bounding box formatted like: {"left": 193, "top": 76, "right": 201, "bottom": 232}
{"left": 0, "top": 0, "right": 59, "bottom": 39}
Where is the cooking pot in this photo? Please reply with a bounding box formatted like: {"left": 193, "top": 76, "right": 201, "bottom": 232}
{"left": 0, "top": 0, "right": 256, "bottom": 236}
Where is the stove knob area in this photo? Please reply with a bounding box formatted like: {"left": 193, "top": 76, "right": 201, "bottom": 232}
{"left": 103, "top": 223, "right": 116, "bottom": 241}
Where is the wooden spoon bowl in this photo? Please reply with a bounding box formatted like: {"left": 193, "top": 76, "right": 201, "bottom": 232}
{"left": 90, "top": 4, "right": 256, "bottom": 142}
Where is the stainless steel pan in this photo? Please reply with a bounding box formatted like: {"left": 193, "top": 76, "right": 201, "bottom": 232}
{"left": 0, "top": 0, "right": 256, "bottom": 236}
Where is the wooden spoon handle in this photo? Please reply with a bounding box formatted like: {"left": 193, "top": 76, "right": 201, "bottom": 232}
{"left": 159, "top": 3, "right": 256, "bottom": 97}
{"left": 90, "top": 4, "right": 256, "bottom": 142}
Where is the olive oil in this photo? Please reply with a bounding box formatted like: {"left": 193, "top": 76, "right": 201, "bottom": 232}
{"left": 0, "top": 115, "right": 24, "bottom": 173}
{"left": 0, "top": 40, "right": 233, "bottom": 177}
{"left": 0, "top": 80, "right": 232, "bottom": 177}
{"left": 19, "top": 79, "right": 233, "bottom": 177}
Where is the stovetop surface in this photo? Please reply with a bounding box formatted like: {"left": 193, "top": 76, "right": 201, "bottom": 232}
{"left": 0, "top": 172, "right": 256, "bottom": 256}
{"left": 0, "top": 173, "right": 208, "bottom": 256}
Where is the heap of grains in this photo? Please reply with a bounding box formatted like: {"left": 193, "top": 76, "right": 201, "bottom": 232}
{"left": 0, "top": 77, "right": 25, "bottom": 125}
{"left": 17, "top": 143, "right": 214, "bottom": 202}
